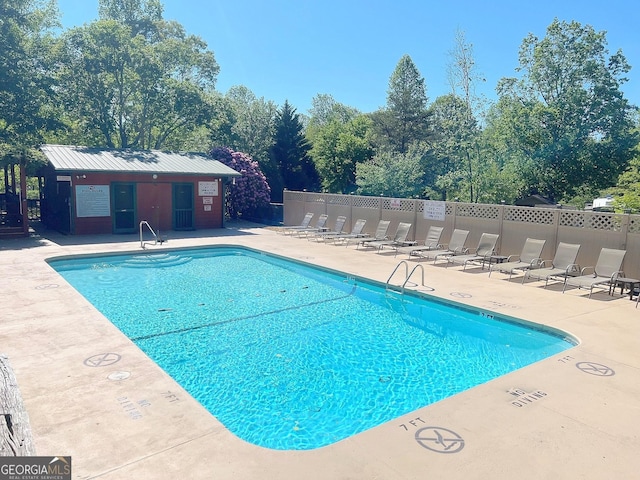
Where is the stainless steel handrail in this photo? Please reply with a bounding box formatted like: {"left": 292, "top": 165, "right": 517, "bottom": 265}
{"left": 403, "top": 264, "right": 425, "bottom": 289}
{"left": 139, "top": 220, "right": 158, "bottom": 249}
{"left": 386, "top": 261, "right": 409, "bottom": 288}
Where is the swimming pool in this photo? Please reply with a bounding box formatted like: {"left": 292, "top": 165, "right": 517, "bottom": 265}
{"left": 49, "top": 246, "right": 575, "bottom": 450}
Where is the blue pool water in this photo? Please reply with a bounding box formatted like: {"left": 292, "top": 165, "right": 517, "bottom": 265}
{"left": 49, "top": 247, "right": 574, "bottom": 450}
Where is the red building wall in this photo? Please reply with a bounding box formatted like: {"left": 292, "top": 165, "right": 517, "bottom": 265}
{"left": 66, "top": 172, "right": 225, "bottom": 235}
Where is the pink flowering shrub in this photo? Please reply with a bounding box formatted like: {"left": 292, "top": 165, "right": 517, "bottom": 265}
{"left": 210, "top": 147, "right": 271, "bottom": 219}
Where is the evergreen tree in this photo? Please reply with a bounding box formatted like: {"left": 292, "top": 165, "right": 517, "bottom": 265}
{"left": 270, "top": 101, "right": 318, "bottom": 201}
{"left": 370, "top": 55, "right": 432, "bottom": 154}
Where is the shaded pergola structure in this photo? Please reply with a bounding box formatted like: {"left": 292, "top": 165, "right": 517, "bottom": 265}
{"left": 0, "top": 160, "right": 29, "bottom": 239}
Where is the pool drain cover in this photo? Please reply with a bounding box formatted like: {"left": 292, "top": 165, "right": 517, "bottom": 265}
{"left": 108, "top": 371, "right": 131, "bottom": 381}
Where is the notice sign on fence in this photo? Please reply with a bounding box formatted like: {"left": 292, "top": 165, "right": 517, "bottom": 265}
{"left": 75, "top": 185, "right": 110, "bottom": 218}
{"left": 423, "top": 200, "right": 446, "bottom": 221}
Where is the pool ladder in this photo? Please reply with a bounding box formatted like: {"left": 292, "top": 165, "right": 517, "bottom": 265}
{"left": 386, "top": 261, "right": 433, "bottom": 293}
{"left": 140, "top": 221, "right": 164, "bottom": 249}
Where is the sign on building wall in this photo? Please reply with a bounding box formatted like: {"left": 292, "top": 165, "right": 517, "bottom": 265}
{"left": 423, "top": 200, "right": 446, "bottom": 221}
{"left": 198, "top": 181, "right": 218, "bottom": 196}
{"left": 75, "top": 185, "right": 111, "bottom": 218}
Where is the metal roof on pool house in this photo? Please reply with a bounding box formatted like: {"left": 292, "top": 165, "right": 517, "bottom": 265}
{"left": 41, "top": 144, "right": 242, "bottom": 177}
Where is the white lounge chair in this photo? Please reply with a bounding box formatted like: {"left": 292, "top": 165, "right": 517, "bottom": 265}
{"left": 279, "top": 212, "right": 313, "bottom": 235}
{"left": 395, "top": 226, "right": 444, "bottom": 258}
{"left": 488, "top": 238, "right": 546, "bottom": 280}
{"left": 309, "top": 215, "right": 347, "bottom": 241}
{"left": 363, "top": 222, "right": 413, "bottom": 252}
{"left": 294, "top": 214, "right": 329, "bottom": 237}
{"left": 524, "top": 242, "right": 581, "bottom": 286}
{"left": 446, "top": 233, "right": 500, "bottom": 271}
{"left": 331, "top": 219, "right": 367, "bottom": 244}
{"left": 347, "top": 220, "right": 391, "bottom": 248}
{"left": 562, "top": 247, "right": 626, "bottom": 298}
{"left": 421, "top": 229, "right": 470, "bottom": 263}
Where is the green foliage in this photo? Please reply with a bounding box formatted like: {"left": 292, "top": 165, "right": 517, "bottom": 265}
{"left": 356, "top": 144, "right": 427, "bottom": 198}
{"left": 209, "top": 86, "right": 277, "bottom": 178}
{"left": 426, "top": 94, "right": 478, "bottom": 200}
{"left": 370, "top": 55, "right": 433, "bottom": 154}
{"left": 492, "top": 19, "right": 638, "bottom": 202}
{"left": 310, "top": 116, "right": 373, "bottom": 193}
{"left": 270, "top": 101, "right": 318, "bottom": 201}
{"left": 0, "top": 0, "right": 62, "bottom": 166}
{"left": 3, "top": 4, "right": 640, "bottom": 212}
{"left": 305, "top": 94, "right": 360, "bottom": 139}
{"left": 55, "top": 5, "right": 219, "bottom": 150}
{"left": 601, "top": 153, "right": 640, "bottom": 212}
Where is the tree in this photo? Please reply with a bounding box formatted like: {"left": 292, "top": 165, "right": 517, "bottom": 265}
{"left": 270, "top": 101, "right": 318, "bottom": 201}
{"left": 305, "top": 93, "right": 360, "bottom": 139}
{"left": 446, "top": 29, "right": 486, "bottom": 120}
{"left": 98, "top": 0, "right": 163, "bottom": 36}
{"left": 0, "top": 0, "right": 61, "bottom": 167}
{"left": 370, "top": 55, "right": 432, "bottom": 154}
{"left": 445, "top": 29, "right": 486, "bottom": 202}
{"left": 356, "top": 144, "right": 427, "bottom": 198}
{"left": 210, "top": 147, "right": 270, "bottom": 219}
{"left": 306, "top": 95, "right": 370, "bottom": 193}
{"left": 493, "top": 19, "right": 638, "bottom": 202}
{"left": 310, "top": 115, "right": 373, "bottom": 193}
{"left": 56, "top": 0, "right": 219, "bottom": 150}
{"left": 426, "top": 94, "right": 476, "bottom": 200}
{"left": 209, "top": 86, "right": 277, "bottom": 180}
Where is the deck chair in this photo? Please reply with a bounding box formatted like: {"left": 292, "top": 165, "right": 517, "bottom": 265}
{"left": 488, "top": 238, "right": 546, "bottom": 280}
{"left": 420, "top": 229, "right": 470, "bottom": 263}
{"left": 395, "top": 226, "right": 444, "bottom": 258}
{"left": 362, "top": 222, "right": 413, "bottom": 252}
{"left": 523, "top": 242, "right": 581, "bottom": 286}
{"left": 309, "top": 215, "right": 347, "bottom": 241}
{"left": 347, "top": 220, "right": 390, "bottom": 248}
{"left": 331, "top": 219, "right": 367, "bottom": 244}
{"left": 562, "top": 247, "right": 626, "bottom": 298}
{"left": 280, "top": 212, "right": 313, "bottom": 235}
{"left": 447, "top": 233, "right": 500, "bottom": 271}
{"left": 294, "top": 214, "right": 328, "bottom": 237}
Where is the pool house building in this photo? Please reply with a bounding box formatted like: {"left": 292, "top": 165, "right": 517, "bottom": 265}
{"left": 39, "top": 145, "right": 241, "bottom": 236}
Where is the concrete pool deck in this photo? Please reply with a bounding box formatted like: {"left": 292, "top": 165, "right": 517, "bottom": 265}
{"left": 1, "top": 221, "right": 639, "bottom": 479}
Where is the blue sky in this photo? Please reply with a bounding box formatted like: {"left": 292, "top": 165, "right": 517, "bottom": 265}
{"left": 55, "top": 0, "right": 640, "bottom": 115}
